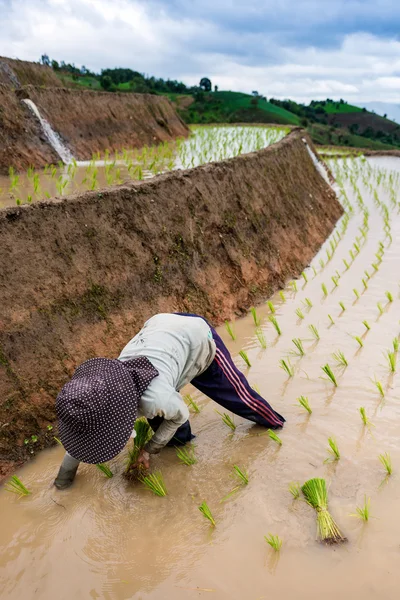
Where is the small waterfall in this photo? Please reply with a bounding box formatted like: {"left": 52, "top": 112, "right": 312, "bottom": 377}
{"left": 22, "top": 99, "right": 74, "bottom": 165}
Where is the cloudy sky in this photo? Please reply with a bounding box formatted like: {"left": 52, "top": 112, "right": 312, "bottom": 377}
{"left": 1, "top": 0, "right": 400, "bottom": 104}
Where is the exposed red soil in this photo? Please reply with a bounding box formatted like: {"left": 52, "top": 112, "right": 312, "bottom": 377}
{"left": 0, "top": 130, "right": 342, "bottom": 479}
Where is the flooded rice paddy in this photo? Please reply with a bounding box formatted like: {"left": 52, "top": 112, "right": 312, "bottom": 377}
{"left": 0, "top": 125, "right": 288, "bottom": 208}
{"left": 1, "top": 155, "right": 400, "bottom": 599}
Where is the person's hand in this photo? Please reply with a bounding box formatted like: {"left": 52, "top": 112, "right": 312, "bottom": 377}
{"left": 136, "top": 449, "right": 150, "bottom": 470}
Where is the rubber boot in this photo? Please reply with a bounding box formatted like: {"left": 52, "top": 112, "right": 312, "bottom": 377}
{"left": 54, "top": 453, "right": 80, "bottom": 489}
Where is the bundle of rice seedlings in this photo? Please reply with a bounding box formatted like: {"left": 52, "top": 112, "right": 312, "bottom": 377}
{"left": 372, "top": 263, "right": 379, "bottom": 272}
{"left": 393, "top": 337, "right": 399, "bottom": 352}
{"left": 290, "top": 280, "right": 298, "bottom": 293}
{"left": 141, "top": 471, "right": 167, "bottom": 496}
{"left": 298, "top": 395, "right": 312, "bottom": 414}
{"left": 176, "top": 445, "right": 197, "bottom": 466}
{"left": 268, "top": 429, "right": 282, "bottom": 445}
{"left": 5, "top": 475, "right": 31, "bottom": 497}
{"left": 339, "top": 301, "right": 346, "bottom": 312}
{"left": 256, "top": 328, "right": 267, "bottom": 349}
{"left": 184, "top": 394, "right": 201, "bottom": 413}
{"left": 199, "top": 501, "right": 216, "bottom": 527}
{"left": 292, "top": 338, "right": 305, "bottom": 356}
{"left": 385, "top": 350, "right": 397, "bottom": 372}
{"left": 321, "top": 283, "right": 328, "bottom": 297}
{"left": 309, "top": 324, "right": 320, "bottom": 340}
{"left": 269, "top": 315, "right": 282, "bottom": 335}
{"left": 233, "top": 465, "right": 249, "bottom": 485}
{"left": 295, "top": 308, "right": 305, "bottom": 320}
{"left": 280, "top": 358, "right": 294, "bottom": 378}
{"left": 333, "top": 350, "right": 348, "bottom": 367}
{"left": 377, "top": 302, "right": 384, "bottom": 315}
{"left": 301, "top": 478, "right": 346, "bottom": 544}
{"left": 289, "top": 481, "right": 301, "bottom": 499}
{"left": 373, "top": 378, "right": 385, "bottom": 398}
{"left": 279, "top": 291, "right": 286, "bottom": 303}
{"left": 354, "top": 336, "right": 364, "bottom": 348}
{"left": 216, "top": 410, "right": 236, "bottom": 431}
{"left": 239, "top": 349, "right": 251, "bottom": 368}
{"left": 379, "top": 452, "right": 392, "bottom": 476}
{"left": 264, "top": 534, "right": 282, "bottom": 551}
{"left": 351, "top": 496, "right": 371, "bottom": 521}
{"left": 359, "top": 407, "right": 373, "bottom": 428}
{"left": 325, "top": 437, "right": 340, "bottom": 462}
{"left": 304, "top": 298, "right": 313, "bottom": 309}
{"left": 125, "top": 418, "right": 153, "bottom": 480}
{"left": 224, "top": 320, "right": 236, "bottom": 341}
{"left": 328, "top": 314, "right": 335, "bottom": 326}
{"left": 96, "top": 463, "right": 113, "bottom": 478}
{"left": 321, "top": 364, "right": 338, "bottom": 386}
{"left": 250, "top": 307, "right": 261, "bottom": 327}
{"left": 362, "top": 320, "right": 371, "bottom": 331}
{"left": 385, "top": 291, "right": 393, "bottom": 303}
{"left": 267, "top": 300, "right": 276, "bottom": 313}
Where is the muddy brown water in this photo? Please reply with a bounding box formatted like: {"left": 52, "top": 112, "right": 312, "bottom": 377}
{"left": 1, "top": 156, "right": 400, "bottom": 599}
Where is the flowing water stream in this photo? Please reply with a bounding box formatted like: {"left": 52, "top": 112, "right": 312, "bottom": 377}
{"left": 1, "top": 156, "right": 400, "bottom": 599}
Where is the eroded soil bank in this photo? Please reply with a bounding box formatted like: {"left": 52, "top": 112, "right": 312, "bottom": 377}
{"left": 0, "top": 130, "right": 342, "bottom": 478}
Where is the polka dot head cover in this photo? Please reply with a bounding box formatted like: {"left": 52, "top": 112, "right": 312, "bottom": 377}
{"left": 56, "top": 357, "right": 158, "bottom": 463}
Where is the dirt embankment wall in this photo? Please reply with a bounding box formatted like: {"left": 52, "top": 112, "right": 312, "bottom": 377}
{"left": 0, "top": 131, "right": 343, "bottom": 478}
{"left": 0, "top": 57, "right": 61, "bottom": 88}
{"left": 0, "top": 86, "right": 189, "bottom": 174}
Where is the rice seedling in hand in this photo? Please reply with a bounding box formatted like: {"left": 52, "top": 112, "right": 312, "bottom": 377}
{"left": 298, "top": 395, "right": 312, "bottom": 414}
{"left": 250, "top": 307, "right": 261, "bottom": 327}
{"left": 295, "top": 308, "right": 305, "bottom": 320}
{"left": 4, "top": 475, "right": 31, "bottom": 497}
{"left": 216, "top": 410, "right": 236, "bottom": 431}
{"left": 141, "top": 471, "right": 167, "bottom": 496}
{"left": 379, "top": 452, "right": 392, "bottom": 476}
{"left": 332, "top": 350, "right": 348, "bottom": 367}
{"left": 267, "top": 300, "right": 276, "bottom": 313}
{"left": 176, "top": 445, "right": 197, "bottom": 466}
{"left": 184, "top": 394, "right": 201, "bottom": 413}
{"left": 321, "top": 364, "right": 338, "bottom": 386}
{"left": 385, "top": 350, "right": 397, "bottom": 372}
{"left": 289, "top": 481, "right": 301, "bottom": 499}
{"left": 325, "top": 437, "right": 340, "bottom": 462}
{"left": 256, "top": 328, "right": 267, "bottom": 349}
{"left": 328, "top": 314, "right": 335, "bottom": 326}
{"left": 339, "top": 301, "right": 346, "bottom": 312}
{"left": 362, "top": 320, "right": 371, "bottom": 331}
{"left": 199, "top": 501, "right": 216, "bottom": 527}
{"left": 292, "top": 338, "right": 305, "bottom": 356}
{"left": 373, "top": 378, "right": 385, "bottom": 398}
{"left": 280, "top": 358, "right": 294, "bottom": 378}
{"left": 309, "top": 324, "right": 320, "bottom": 340}
{"left": 224, "top": 320, "right": 236, "bottom": 341}
{"left": 125, "top": 418, "right": 153, "bottom": 480}
{"left": 269, "top": 315, "right": 282, "bottom": 335}
{"left": 351, "top": 496, "right": 371, "bottom": 521}
{"left": 321, "top": 283, "right": 328, "bottom": 297}
{"left": 354, "top": 336, "right": 364, "bottom": 348}
{"left": 268, "top": 429, "right": 282, "bottom": 445}
{"left": 96, "top": 463, "right": 113, "bottom": 478}
{"left": 301, "top": 478, "right": 346, "bottom": 544}
{"left": 359, "top": 407, "right": 373, "bottom": 428}
{"left": 264, "top": 534, "right": 283, "bottom": 551}
{"left": 393, "top": 337, "right": 399, "bottom": 352}
{"left": 239, "top": 349, "right": 251, "bottom": 368}
{"left": 233, "top": 465, "right": 249, "bottom": 485}
{"left": 385, "top": 291, "right": 394, "bottom": 303}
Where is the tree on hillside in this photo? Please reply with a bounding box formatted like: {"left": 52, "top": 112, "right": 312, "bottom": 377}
{"left": 100, "top": 75, "right": 115, "bottom": 91}
{"left": 200, "top": 77, "right": 212, "bottom": 91}
{"left": 40, "top": 54, "right": 51, "bottom": 66}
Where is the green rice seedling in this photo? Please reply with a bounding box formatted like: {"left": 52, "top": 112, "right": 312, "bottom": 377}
{"left": 269, "top": 315, "right": 282, "bottom": 336}
{"left": 290, "top": 280, "right": 298, "bottom": 292}
{"left": 216, "top": 410, "right": 236, "bottom": 431}
{"left": 393, "top": 337, "right": 399, "bottom": 352}
{"left": 362, "top": 278, "right": 368, "bottom": 290}
{"left": 198, "top": 501, "right": 216, "bottom": 527}
{"left": 349, "top": 249, "right": 355, "bottom": 261}
{"left": 176, "top": 445, "right": 197, "bottom": 465}
{"left": 379, "top": 452, "right": 392, "bottom": 476}
{"left": 321, "top": 283, "right": 328, "bottom": 297}
{"left": 304, "top": 297, "right": 313, "bottom": 309}
{"left": 280, "top": 358, "right": 294, "bottom": 378}
{"left": 295, "top": 308, "right": 305, "bottom": 320}
{"left": 362, "top": 320, "right": 371, "bottom": 331}
{"left": 292, "top": 338, "right": 305, "bottom": 356}
{"left": 359, "top": 407, "right": 373, "bottom": 428}
{"left": 239, "top": 349, "right": 251, "bottom": 368}
{"left": 351, "top": 496, "right": 371, "bottom": 521}
{"left": 250, "top": 307, "right": 261, "bottom": 327}
{"left": 233, "top": 465, "right": 249, "bottom": 485}
{"left": 301, "top": 478, "right": 346, "bottom": 544}
{"left": 325, "top": 437, "right": 340, "bottom": 462}
{"left": 184, "top": 394, "right": 201, "bottom": 413}
{"left": 298, "top": 395, "right": 312, "bottom": 414}
{"left": 373, "top": 378, "right": 385, "bottom": 398}
{"left": 331, "top": 276, "right": 339, "bottom": 288}
{"left": 343, "top": 259, "right": 350, "bottom": 270}
{"left": 377, "top": 302, "right": 384, "bottom": 315}
{"left": 289, "top": 481, "right": 301, "bottom": 499}
{"left": 354, "top": 336, "right": 364, "bottom": 348}
{"left": 141, "top": 471, "right": 167, "bottom": 496}
{"left": 267, "top": 300, "right": 276, "bottom": 313}
{"left": 328, "top": 314, "right": 335, "bottom": 326}
{"left": 332, "top": 351, "right": 348, "bottom": 367}
{"left": 268, "top": 429, "right": 282, "bottom": 445}
{"left": 264, "top": 534, "right": 282, "bottom": 551}
{"left": 256, "top": 328, "right": 267, "bottom": 349}
{"left": 385, "top": 350, "right": 397, "bottom": 372}
{"left": 96, "top": 463, "right": 113, "bottom": 478}
{"left": 309, "top": 324, "right": 320, "bottom": 340}
{"left": 372, "top": 263, "right": 379, "bottom": 272}
{"left": 385, "top": 291, "right": 394, "bottom": 302}
{"left": 339, "top": 301, "right": 346, "bottom": 312}
{"left": 319, "top": 258, "right": 325, "bottom": 269}
{"left": 54, "top": 436, "right": 63, "bottom": 446}
{"left": 312, "top": 266, "right": 317, "bottom": 277}
{"left": 302, "top": 271, "right": 308, "bottom": 284}
{"left": 224, "top": 320, "right": 236, "bottom": 341}
{"left": 4, "top": 475, "right": 31, "bottom": 497}
{"left": 353, "top": 288, "right": 360, "bottom": 300}
{"left": 354, "top": 241, "right": 360, "bottom": 254}
{"left": 125, "top": 417, "right": 153, "bottom": 480}
{"left": 279, "top": 291, "right": 286, "bottom": 303}
{"left": 321, "top": 364, "right": 338, "bottom": 386}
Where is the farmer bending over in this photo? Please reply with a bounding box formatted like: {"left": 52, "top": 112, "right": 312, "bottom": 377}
{"left": 54, "top": 313, "right": 285, "bottom": 489}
